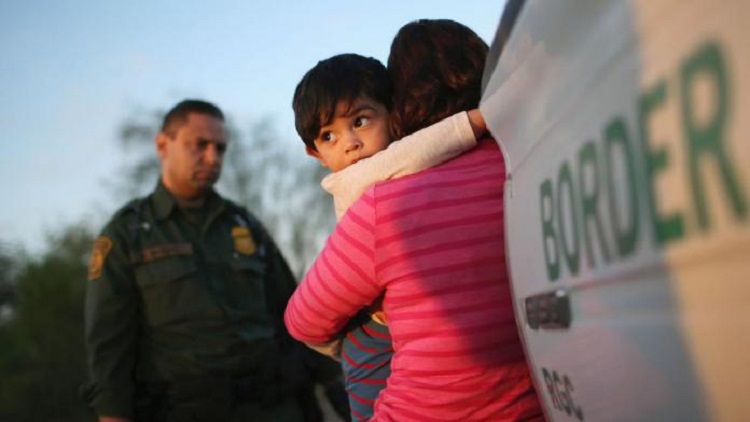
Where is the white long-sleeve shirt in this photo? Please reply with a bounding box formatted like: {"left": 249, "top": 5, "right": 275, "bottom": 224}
{"left": 321, "top": 111, "right": 477, "bottom": 220}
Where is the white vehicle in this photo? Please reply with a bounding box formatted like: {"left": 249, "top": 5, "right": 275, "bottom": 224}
{"left": 481, "top": 1, "right": 750, "bottom": 420}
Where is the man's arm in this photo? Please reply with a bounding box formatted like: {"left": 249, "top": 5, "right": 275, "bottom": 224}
{"left": 251, "top": 212, "right": 349, "bottom": 417}
{"left": 322, "top": 109, "right": 485, "bottom": 220}
{"left": 84, "top": 220, "right": 140, "bottom": 420}
{"left": 251, "top": 215, "right": 298, "bottom": 328}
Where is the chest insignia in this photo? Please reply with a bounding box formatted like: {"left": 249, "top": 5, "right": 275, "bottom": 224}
{"left": 232, "top": 226, "right": 256, "bottom": 255}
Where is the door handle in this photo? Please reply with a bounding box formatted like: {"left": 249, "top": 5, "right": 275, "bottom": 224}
{"left": 525, "top": 289, "right": 571, "bottom": 330}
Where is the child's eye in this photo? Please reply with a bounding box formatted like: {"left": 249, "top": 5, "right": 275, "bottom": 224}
{"left": 354, "top": 116, "right": 371, "bottom": 128}
{"left": 320, "top": 131, "right": 336, "bottom": 142}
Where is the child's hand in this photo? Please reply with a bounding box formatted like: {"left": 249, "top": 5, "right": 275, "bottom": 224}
{"left": 367, "top": 295, "right": 388, "bottom": 325}
{"left": 371, "top": 310, "right": 388, "bottom": 325}
{"left": 467, "top": 109, "right": 487, "bottom": 139}
{"left": 306, "top": 339, "right": 342, "bottom": 361}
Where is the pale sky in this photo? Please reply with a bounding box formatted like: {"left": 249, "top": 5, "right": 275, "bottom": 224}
{"left": 0, "top": 0, "right": 504, "bottom": 254}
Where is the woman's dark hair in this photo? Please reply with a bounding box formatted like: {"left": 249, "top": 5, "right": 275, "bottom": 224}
{"left": 388, "top": 19, "right": 488, "bottom": 139}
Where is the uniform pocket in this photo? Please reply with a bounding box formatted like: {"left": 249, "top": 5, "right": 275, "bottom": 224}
{"left": 225, "top": 255, "right": 269, "bottom": 316}
{"left": 134, "top": 256, "right": 217, "bottom": 327}
{"left": 135, "top": 256, "right": 197, "bottom": 288}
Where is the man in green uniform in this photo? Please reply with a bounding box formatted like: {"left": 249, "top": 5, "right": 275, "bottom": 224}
{"left": 82, "top": 99, "right": 346, "bottom": 422}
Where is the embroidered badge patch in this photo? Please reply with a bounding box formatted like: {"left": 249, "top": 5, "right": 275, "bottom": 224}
{"left": 231, "top": 226, "right": 256, "bottom": 255}
{"left": 87, "top": 236, "right": 113, "bottom": 281}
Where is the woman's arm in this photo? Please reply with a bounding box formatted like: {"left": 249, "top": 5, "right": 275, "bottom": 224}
{"left": 285, "top": 190, "right": 381, "bottom": 343}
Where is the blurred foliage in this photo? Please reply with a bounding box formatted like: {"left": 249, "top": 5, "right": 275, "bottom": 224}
{"left": 0, "top": 107, "right": 339, "bottom": 420}
{"left": 0, "top": 242, "right": 23, "bottom": 325}
{"left": 0, "top": 226, "right": 95, "bottom": 421}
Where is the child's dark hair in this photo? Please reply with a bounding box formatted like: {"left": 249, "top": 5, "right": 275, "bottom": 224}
{"left": 292, "top": 54, "right": 392, "bottom": 150}
{"left": 388, "top": 19, "right": 488, "bottom": 140}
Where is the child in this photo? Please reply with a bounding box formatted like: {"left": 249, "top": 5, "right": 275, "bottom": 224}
{"left": 290, "top": 53, "right": 486, "bottom": 421}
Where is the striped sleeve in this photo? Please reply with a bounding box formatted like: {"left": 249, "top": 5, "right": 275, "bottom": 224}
{"left": 285, "top": 191, "right": 381, "bottom": 344}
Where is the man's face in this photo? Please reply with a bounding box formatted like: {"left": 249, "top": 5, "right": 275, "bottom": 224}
{"left": 306, "top": 96, "right": 391, "bottom": 172}
{"left": 157, "top": 112, "right": 228, "bottom": 199}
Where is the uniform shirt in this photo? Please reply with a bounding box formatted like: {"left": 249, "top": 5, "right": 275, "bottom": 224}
{"left": 84, "top": 181, "right": 299, "bottom": 417}
{"left": 285, "top": 139, "right": 543, "bottom": 421}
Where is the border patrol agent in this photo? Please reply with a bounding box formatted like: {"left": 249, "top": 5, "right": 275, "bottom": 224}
{"left": 82, "top": 99, "right": 346, "bottom": 422}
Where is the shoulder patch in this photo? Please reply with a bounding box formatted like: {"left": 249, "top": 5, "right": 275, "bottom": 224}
{"left": 88, "top": 236, "right": 113, "bottom": 281}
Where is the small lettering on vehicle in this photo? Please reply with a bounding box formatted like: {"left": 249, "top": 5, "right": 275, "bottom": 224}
{"left": 541, "top": 367, "right": 584, "bottom": 421}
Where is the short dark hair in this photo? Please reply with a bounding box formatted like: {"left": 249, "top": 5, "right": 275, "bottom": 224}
{"left": 292, "top": 54, "right": 392, "bottom": 150}
{"left": 161, "top": 99, "right": 225, "bottom": 136}
{"left": 388, "top": 19, "right": 488, "bottom": 139}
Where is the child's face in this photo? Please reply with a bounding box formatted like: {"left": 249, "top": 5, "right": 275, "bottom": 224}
{"left": 306, "top": 96, "right": 391, "bottom": 172}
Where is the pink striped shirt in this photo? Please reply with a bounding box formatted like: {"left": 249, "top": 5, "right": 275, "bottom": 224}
{"left": 285, "top": 139, "right": 542, "bottom": 421}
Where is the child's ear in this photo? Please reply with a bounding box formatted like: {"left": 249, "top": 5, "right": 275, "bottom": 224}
{"left": 305, "top": 145, "right": 329, "bottom": 168}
